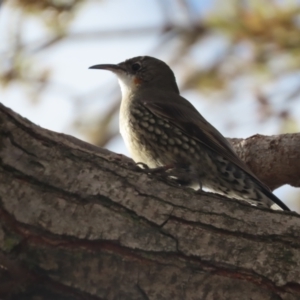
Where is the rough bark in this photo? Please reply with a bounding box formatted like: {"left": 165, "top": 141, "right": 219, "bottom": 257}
{"left": 0, "top": 102, "right": 300, "bottom": 300}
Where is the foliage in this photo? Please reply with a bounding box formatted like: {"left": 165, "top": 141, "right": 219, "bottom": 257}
{"left": 1, "top": 0, "right": 300, "bottom": 145}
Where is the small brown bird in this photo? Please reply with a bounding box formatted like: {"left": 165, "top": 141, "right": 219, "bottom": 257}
{"left": 90, "top": 56, "right": 290, "bottom": 211}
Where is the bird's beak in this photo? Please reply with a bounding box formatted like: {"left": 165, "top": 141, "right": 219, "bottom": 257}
{"left": 89, "top": 64, "right": 125, "bottom": 73}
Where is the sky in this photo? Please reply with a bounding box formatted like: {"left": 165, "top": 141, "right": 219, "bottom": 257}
{"left": 0, "top": 0, "right": 298, "bottom": 210}
{"left": 0, "top": 0, "right": 163, "bottom": 134}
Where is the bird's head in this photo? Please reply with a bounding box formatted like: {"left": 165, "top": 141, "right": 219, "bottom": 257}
{"left": 89, "top": 56, "right": 179, "bottom": 97}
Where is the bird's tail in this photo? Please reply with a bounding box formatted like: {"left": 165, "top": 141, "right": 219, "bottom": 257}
{"left": 260, "top": 188, "right": 290, "bottom": 211}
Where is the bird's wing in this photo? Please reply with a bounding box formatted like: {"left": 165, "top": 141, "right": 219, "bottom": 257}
{"left": 142, "top": 94, "right": 268, "bottom": 189}
{"left": 142, "top": 94, "right": 290, "bottom": 211}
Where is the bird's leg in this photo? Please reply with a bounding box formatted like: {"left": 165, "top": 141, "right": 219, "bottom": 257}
{"left": 135, "top": 162, "right": 205, "bottom": 191}
{"left": 136, "top": 162, "right": 174, "bottom": 173}
{"left": 159, "top": 163, "right": 200, "bottom": 187}
{"left": 198, "top": 181, "right": 203, "bottom": 191}
{"left": 135, "top": 162, "right": 149, "bottom": 169}
{"left": 135, "top": 162, "right": 203, "bottom": 189}
{"left": 135, "top": 162, "right": 182, "bottom": 187}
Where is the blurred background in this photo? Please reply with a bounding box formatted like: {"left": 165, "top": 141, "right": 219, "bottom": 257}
{"left": 0, "top": 0, "right": 299, "bottom": 211}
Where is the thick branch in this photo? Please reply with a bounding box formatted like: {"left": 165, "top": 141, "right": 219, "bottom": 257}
{"left": 0, "top": 103, "right": 300, "bottom": 300}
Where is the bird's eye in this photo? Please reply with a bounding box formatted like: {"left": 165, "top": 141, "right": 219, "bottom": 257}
{"left": 131, "top": 63, "right": 141, "bottom": 71}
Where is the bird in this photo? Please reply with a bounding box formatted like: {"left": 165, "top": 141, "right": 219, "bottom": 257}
{"left": 89, "top": 56, "right": 290, "bottom": 211}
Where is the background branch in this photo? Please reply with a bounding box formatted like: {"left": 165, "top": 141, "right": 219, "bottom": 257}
{"left": 230, "top": 134, "right": 300, "bottom": 190}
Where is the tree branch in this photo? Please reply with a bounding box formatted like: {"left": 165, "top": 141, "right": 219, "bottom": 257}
{"left": 0, "top": 103, "right": 300, "bottom": 300}
{"left": 230, "top": 134, "right": 300, "bottom": 190}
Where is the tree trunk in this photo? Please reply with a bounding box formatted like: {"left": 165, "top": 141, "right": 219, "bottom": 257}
{"left": 0, "top": 103, "right": 300, "bottom": 300}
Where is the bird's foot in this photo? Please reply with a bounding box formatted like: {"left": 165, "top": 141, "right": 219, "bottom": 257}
{"left": 135, "top": 162, "right": 199, "bottom": 188}
{"left": 135, "top": 162, "right": 174, "bottom": 174}
{"left": 135, "top": 163, "right": 183, "bottom": 186}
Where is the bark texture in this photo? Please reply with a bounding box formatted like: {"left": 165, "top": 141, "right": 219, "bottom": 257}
{"left": 0, "top": 103, "right": 300, "bottom": 300}
{"left": 230, "top": 135, "right": 300, "bottom": 190}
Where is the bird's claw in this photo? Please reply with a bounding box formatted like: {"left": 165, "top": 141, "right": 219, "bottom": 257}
{"left": 135, "top": 162, "right": 174, "bottom": 174}
{"left": 136, "top": 162, "right": 150, "bottom": 170}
